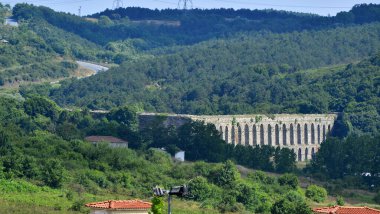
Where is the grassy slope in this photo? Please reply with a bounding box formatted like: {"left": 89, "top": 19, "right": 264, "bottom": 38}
{"left": 0, "top": 167, "right": 379, "bottom": 214}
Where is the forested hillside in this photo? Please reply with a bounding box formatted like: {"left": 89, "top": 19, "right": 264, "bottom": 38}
{"left": 0, "top": 3, "right": 10, "bottom": 22}
{"left": 50, "top": 31, "right": 380, "bottom": 134}
{"left": 3, "top": 3, "right": 380, "bottom": 88}
{"left": 0, "top": 23, "right": 82, "bottom": 86}
{"left": 12, "top": 4, "right": 380, "bottom": 47}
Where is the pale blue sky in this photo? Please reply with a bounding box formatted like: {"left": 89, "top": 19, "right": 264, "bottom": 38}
{"left": 2, "top": 0, "right": 380, "bottom": 16}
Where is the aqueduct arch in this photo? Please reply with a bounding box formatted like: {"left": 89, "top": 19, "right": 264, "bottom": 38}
{"left": 139, "top": 113, "right": 337, "bottom": 161}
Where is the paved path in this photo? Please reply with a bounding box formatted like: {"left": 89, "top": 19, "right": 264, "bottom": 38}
{"left": 76, "top": 61, "right": 109, "bottom": 74}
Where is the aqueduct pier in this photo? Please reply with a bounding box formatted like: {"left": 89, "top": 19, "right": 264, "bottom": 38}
{"left": 139, "top": 113, "right": 338, "bottom": 161}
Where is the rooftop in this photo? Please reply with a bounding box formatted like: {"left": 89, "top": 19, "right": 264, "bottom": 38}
{"left": 85, "top": 136, "right": 127, "bottom": 144}
{"left": 85, "top": 200, "right": 152, "bottom": 210}
{"left": 313, "top": 206, "right": 380, "bottom": 214}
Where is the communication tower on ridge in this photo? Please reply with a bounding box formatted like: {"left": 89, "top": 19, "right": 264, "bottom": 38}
{"left": 78, "top": 6, "right": 82, "bottom": 17}
{"left": 113, "top": 0, "right": 124, "bottom": 9}
{"left": 178, "top": 0, "right": 193, "bottom": 10}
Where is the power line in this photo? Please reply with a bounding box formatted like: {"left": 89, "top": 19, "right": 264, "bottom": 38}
{"left": 113, "top": 0, "right": 124, "bottom": 9}
{"left": 178, "top": 0, "right": 193, "bottom": 10}
{"left": 151, "top": 0, "right": 177, "bottom": 6}
{"left": 213, "top": 0, "right": 352, "bottom": 9}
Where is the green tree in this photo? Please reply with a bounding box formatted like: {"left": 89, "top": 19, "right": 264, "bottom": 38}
{"left": 0, "top": 129, "right": 11, "bottom": 155}
{"left": 271, "top": 191, "right": 312, "bottom": 214}
{"left": 236, "top": 182, "right": 271, "bottom": 213}
{"left": 278, "top": 173, "right": 299, "bottom": 189}
{"left": 107, "top": 106, "right": 139, "bottom": 132}
{"left": 215, "top": 160, "right": 240, "bottom": 188}
{"left": 23, "top": 96, "right": 61, "bottom": 121}
{"left": 188, "top": 176, "right": 212, "bottom": 201}
{"left": 373, "top": 192, "right": 380, "bottom": 204}
{"left": 177, "top": 121, "right": 226, "bottom": 162}
{"left": 305, "top": 185, "right": 327, "bottom": 203}
{"left": 151, "top": 196, "right": 164, "bottom": 214}
{"left": 274, "top": 147, "right": 296, "bottom": 173}
{"left": 336, "top": 196, "right": 345, "bottom": 206}
{"left": 98, "top": 15, "right": 114, "bottom": 26}
{"left": 41, "top": 159, "right": 65, "bottom": 188}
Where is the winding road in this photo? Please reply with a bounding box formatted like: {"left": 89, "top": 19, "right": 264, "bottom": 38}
{"left": 76, "top": 61, "right": 109, "bottom": 74}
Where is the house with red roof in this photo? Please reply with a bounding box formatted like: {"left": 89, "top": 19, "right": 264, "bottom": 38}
{"left": 85, "top": 200, "right": 152, "bottom": 214}
{"left": 313, "top": 206, "right": 380, "bottom": 214}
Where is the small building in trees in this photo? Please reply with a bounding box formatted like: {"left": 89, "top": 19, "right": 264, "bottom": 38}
{"left": 174, "top": 151, "right": 185, "bottom": 162}
{"left": 313, "top": 206, "right": 380, "bottom": 214}
{"left": 85, "top": 200, "right": 152, "bottom": 214}
{"left": 85, "top": 136, "right": 128, "bottom": 148}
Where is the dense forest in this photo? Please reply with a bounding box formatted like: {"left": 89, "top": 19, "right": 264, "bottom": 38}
{"left": 3, "top": 3, "right": 380, "bottom": 89}
{"left": 12, "top": 4, "right": 380, "bottom": 47}
{"left": 49, "top": 43, "right": 380, "bottom": 135}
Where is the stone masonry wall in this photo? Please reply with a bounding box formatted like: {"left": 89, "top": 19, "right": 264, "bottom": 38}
{"left": 139, "top": 113, "right": 338, "bottom": 161}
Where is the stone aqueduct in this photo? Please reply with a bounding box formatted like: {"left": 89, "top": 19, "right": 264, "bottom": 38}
{"left": 139, "top": 113, "right": 338, "bottom": 161}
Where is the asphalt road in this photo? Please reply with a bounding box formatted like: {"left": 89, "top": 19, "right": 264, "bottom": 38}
{"left": 76, "top": 61, "right": 109, "bottom": 74}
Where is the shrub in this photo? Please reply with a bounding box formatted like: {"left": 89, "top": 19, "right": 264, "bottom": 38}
{"left": 151, "top": 196, "right": 164, "bottom": 214}
{"left": 188, "top": 176, "right": 212, "bottom": 201}
{"left": 271, "top": 191, "right": 312, "bottom": 214}
{"left": 374, "top": 192, "right": 380, "bottom": 204}
{"left": 278, "top": 173, "right": 299, "bottom": 189}
{"left": 236, "top": 182, "right": 272, "bottom": 213}
{"left": 336, "top": 196, "right": 345, "bottom": 206}
{"left": 248, "top": 171, "right": 275, "bottom": 185}
{"left": 41, "top": 159, "right": 65, "bottom": 188}
{"left": 70, "top": 199, "right": 85, "bottom": 212}
{"left": 305, "top": 185, "right": 327, "bottom": 203}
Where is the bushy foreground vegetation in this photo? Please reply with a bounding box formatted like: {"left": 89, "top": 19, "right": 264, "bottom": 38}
{"left": 0, "top": 94, "right": 379, "bottom": 212}
{"left": 0, "top": 94, "right": 325, "bottom": 213}
{"left": 307, "top": 136, "right": 380, "bottom": 188}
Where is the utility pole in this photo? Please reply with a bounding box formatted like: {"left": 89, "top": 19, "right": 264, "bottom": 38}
{"left": 113, "top": 0, "right": 124, "bottom": 9}
{"left": 78, "top": 6, "right": 82, "bottom": 17}
{"left": 178, "top": 0, "right": 193, "bottom": 10}
{"left": 153, "top": 185, "right": 188, "bottom": 214}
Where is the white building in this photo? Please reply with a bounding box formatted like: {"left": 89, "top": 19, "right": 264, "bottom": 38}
{"left": 175, "top": 151, "right": 185, "bottom": 162}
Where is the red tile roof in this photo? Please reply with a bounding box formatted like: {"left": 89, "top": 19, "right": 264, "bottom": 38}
{"left": 85, "top": 136, "right": 127, "bottom": 144}
{"left": 85, "top": 200, "right": 152, "bottom": 210}
{"left": 313, "top": 206, "right": 380, "bottom": 214}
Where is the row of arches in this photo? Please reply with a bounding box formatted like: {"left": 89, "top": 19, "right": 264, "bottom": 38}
{"left": 293, "top": 147, "right": 317, "bottom": 161}
{"left": 219, "top": 123, "right": 332, "bottom": 147}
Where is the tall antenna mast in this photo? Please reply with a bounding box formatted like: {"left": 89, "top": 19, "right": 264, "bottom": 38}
{"left": 78, "top": 6, "right": 82, "bottom": 17}
{"left": 178, "top": 0, "right": 193, "bottom": 10}
{"left": 113, "top": 0, "right": 124, "bottom": 9}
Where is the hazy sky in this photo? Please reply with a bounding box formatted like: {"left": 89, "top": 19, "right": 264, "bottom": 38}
{"left": 2, "top": 0, "right": 380, "bottom": 16}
